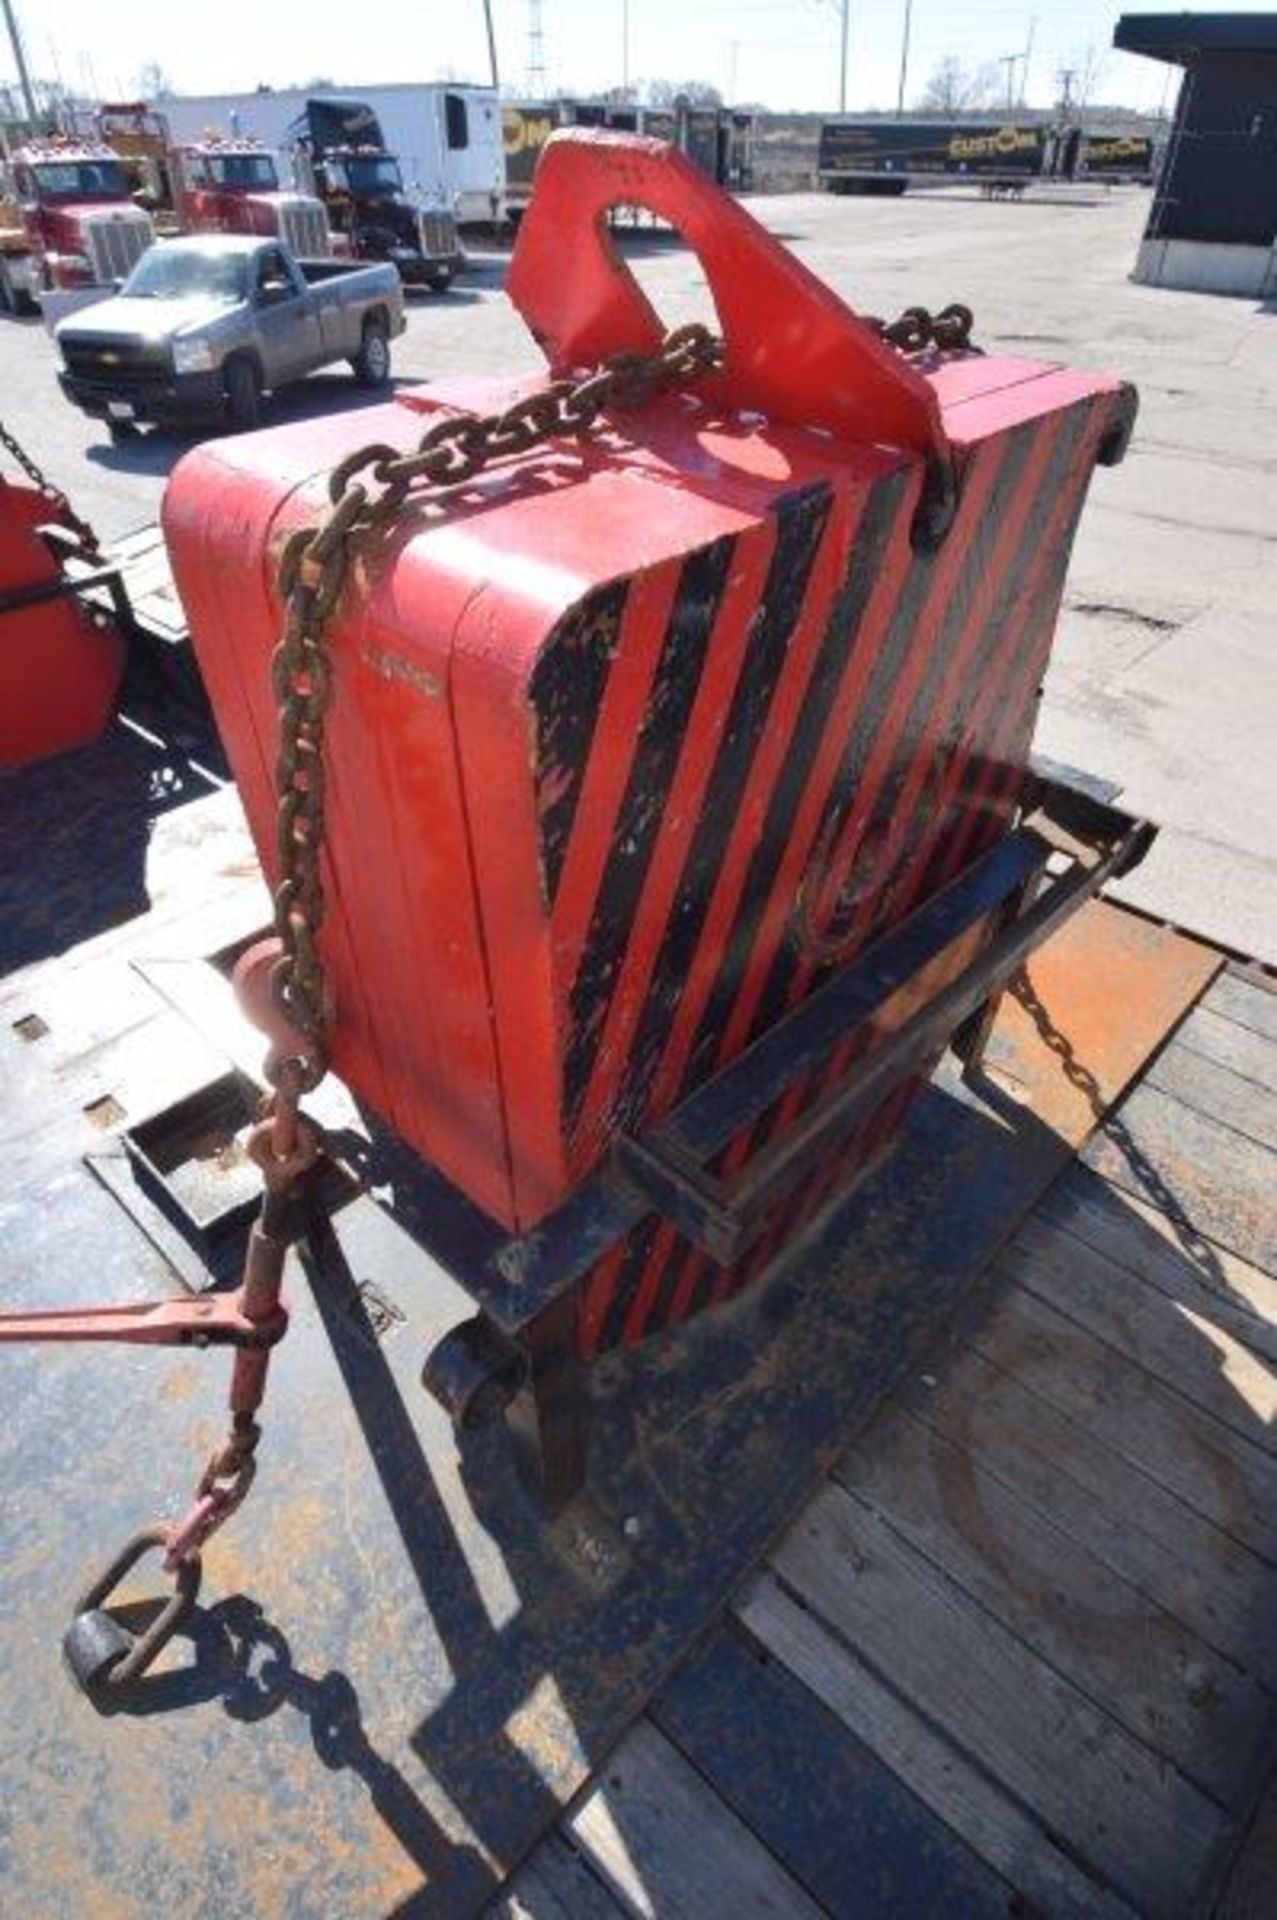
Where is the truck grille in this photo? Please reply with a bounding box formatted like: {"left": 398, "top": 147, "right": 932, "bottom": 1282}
{"left": 61, "top": 334, "right": 168, "bottom": 380}
{"left": 82, "top": 211, "right": 153, "bottom": 287}
{"left": 419, "top": 210, "right": 458, "bottom": 258}
{"left": 278, "top": 198, "right": 331, "bottom": 259}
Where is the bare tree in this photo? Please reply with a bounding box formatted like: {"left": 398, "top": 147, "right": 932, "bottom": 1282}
{"left": 136, "top": 61, "right": 178, "bottom": 101}
{"left": 916, "top": 56, "right": 1002, "bottom": 115}
{"left": 644, "top": 79, "right": 724, "bottom": 108}
{"left": 1071, "top": 42, "right": 1107, "bottom": 109}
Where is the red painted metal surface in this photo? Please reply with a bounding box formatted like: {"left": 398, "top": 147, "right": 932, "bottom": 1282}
{"left": 0, "top": 476, "right": 124, "bottom": 769}
{"left": 0, "top": 1291, "right": 285, "bottom": 1346}
{"left": 164, "top": 131, "right": 1130, "bottom": 1347}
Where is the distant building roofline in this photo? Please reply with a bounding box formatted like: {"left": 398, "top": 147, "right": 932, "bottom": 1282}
{"left": 1115, "top": 11, "right": 1277, "bottom": 64}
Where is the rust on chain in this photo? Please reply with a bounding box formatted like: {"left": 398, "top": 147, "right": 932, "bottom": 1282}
{"left": 864, "top": 303, "right": 978, "bottom": 356}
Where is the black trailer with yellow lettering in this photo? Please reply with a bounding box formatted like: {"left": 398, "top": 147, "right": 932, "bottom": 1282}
{"left": 1080, "top": 132, "right": 1156, "bottom": 183}
{"left": 818, "top": 118, "right": 1048, "bottom": 195}
{"left": 503, "top": 100, "right": 753, "bottom": 220}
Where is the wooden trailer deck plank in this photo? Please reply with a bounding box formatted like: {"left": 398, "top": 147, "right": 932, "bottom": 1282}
{"left": 1205, "top": 971, "right": 1277, "bottom": 1044}
{"left": 767, "top": 1478, "right": 1229, "bottom": 1916}
{"left": 1006, "top": 1217, "right": 1277, "bottom": 1451}
{"left": 1038, "top": 1166, "right": 1277, "bottom": 1364}
{"left": 649, "top": 1620, "right": 1017, "bottom": 1917}
{"left": 506, "top": 943, "right": 1277, "bottom": 1917}
{"left": 1146, "top": 1029, "right": 1277, "bottom": 1154}
{"left": 736, "top": 1574, "right": 1135, "bottom": 1920}
{"left": 562, "top": 1720, "right": 825, "bottom": 1918}
{"left": 967, "top": 1283, "right": 1277, "bottom": 1561}
{"left": 1171, "top": 1003, "right": 1277, "bottom": 1088}
{"left": 1082, "top": 1082, "right": 1277, "bottom": 1278}
{"left": 899, "top": 1340, "right": 1277, "bottom": 1693}
{"left": 493, "top": 1834, "right": 626, "bottom": 1918}
{"left": 833, "top": 1409, "right": 1271, "bottom": 1814}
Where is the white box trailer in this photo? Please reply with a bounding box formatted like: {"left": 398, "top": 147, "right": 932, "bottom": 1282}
{"left": 158, "top": 84, "right": 503, "bottom": 225}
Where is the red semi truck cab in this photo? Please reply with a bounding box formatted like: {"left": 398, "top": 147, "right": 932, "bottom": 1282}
{"left": 171, "top": 139, "right": 334, "bottom": 257}
{"left": 2, "top": 140, "right": 154, "bottom": 299}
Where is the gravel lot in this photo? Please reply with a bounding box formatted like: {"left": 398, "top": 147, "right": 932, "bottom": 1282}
{"left": 3, "top": 187, "right": 1273, "bottom": 959}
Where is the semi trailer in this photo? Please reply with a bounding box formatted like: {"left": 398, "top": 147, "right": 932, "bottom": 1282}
{"left": 817, "top": 118, "right": 1155, "bottom": 195}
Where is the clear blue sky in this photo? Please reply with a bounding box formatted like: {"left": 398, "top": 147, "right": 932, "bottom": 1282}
{"left": 6, "top": 0, "right": 1271, "bottom": 115}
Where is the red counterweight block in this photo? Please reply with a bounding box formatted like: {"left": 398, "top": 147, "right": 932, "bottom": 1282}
{"left": 164, "top": 132, "right": 1134, "bottom": 1336}
{"left": 0, "top": 476, "right": 124, "bottom": 769}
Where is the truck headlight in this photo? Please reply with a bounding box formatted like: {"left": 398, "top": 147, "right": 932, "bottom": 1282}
{"left": 48, "top": 252, "right": 92, "bottom": 283}
{"left": 172, "top": 338, "right": 216, "bottom": 375}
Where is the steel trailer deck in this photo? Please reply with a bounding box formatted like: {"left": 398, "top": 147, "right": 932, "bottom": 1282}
{"left": 4, "top": 683, "right": 1273, "bottom": 1915}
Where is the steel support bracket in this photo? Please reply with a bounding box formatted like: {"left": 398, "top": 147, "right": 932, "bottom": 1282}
{"left": 613, "top": 776, "right": 1154, "bottom": 1266}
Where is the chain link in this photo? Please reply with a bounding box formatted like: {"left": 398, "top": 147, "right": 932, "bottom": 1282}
{"left": 865, "top": 303, "right": 977, "bottom": 356}
{"left": 0, "top": 417, "right": 102, "bottom": 556}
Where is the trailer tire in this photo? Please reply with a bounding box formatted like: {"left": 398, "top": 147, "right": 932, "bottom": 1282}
{"left": 427, "top": 268, "right": 453, "bottom": 294}
{"left": 350, "top": 315, "right": 391, "bottom": 387}
{"left": 107, "top": 418, "right": 139, "bottom": 442}
{"left": 224, "top": 356, "right": 262, "bottom": 433}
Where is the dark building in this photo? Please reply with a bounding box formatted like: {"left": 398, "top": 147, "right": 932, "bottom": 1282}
{"left": 1115, "top": 12, "right": 1277, "bottom": 294}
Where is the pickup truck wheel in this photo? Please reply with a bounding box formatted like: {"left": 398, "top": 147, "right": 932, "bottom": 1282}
{"left": 350, "top": 317, "right": 391, "bottom": 388}
{"left": 107, "top": 418, "right": 139, "bottom": 442}
{"left": 224, "top": 356, "right": 262, "bottom": 432}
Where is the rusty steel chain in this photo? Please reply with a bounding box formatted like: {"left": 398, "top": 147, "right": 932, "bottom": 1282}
{"left": 0, "top": 417, "right": 102, "bottom": 555}
{"left": 866, "top": 302, "right": 977, "bottom": 356}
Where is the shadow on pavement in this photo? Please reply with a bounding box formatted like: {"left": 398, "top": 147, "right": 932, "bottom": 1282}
{"left": 83, "top": 375, "right": 428, "bottom": 479}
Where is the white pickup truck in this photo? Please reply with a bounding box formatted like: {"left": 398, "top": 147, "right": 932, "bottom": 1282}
{"left": 54, "top": 234, "right": 405, "bottom": 438}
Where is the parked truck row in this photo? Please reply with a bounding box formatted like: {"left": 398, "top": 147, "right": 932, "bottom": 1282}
{"left": 1, "top": 92, "right": 467, "bottom": 315}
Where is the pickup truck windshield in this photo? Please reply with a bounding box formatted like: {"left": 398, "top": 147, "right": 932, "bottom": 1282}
{"left": 122, "top": 248, "right": 247, "bottom": 303}
{"left": 33, "top": 159, "right": 130, "bottom": 200}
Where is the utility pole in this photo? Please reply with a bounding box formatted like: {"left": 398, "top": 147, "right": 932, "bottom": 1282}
{"left": 999, "top": 53, "right": 1017, "bottom": 111}
{"left": 1057, "top": 66, "right": 1076, "bottom": 124}
{"left": 1020, "top": 15, "right": 1037, "bottom": 106}
{"left": 1, "top": 0, "right": 38, "bottom": 129}
{"left": 622, "top": 0, "right": 631, "bottom": 96}
{"left": 895, "top": 0, "right": 913, "bottom": 116}
{"left": 527, "top": 0, "right": 547, "bottom": 95}
{"left": 839, "top": 0, "right": 850, "bottom": 113}
{"left": 482, "top": 0, "right": 500, "bottom": 91}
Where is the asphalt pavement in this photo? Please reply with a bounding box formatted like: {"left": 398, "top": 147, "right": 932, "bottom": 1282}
{"left": 2, "top": 191, "right": 1273, "bottom": 961}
